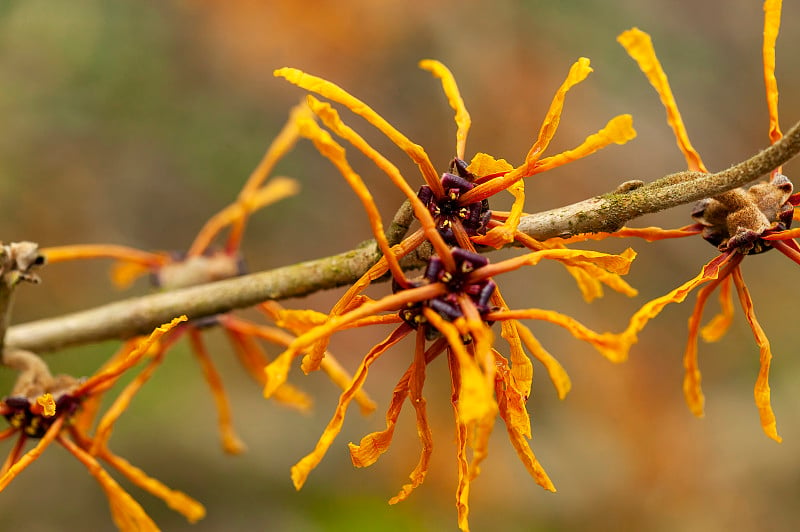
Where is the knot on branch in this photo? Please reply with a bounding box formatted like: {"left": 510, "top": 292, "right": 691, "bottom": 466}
{"left": 1, "top": 241, "right": 44, "bottom": 286}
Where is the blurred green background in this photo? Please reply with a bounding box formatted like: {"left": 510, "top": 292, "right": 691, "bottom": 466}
{"left": 2, "top": 0, "right": 800, "bottom": 530}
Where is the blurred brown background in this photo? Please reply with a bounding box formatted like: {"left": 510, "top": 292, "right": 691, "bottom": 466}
{"left": 2, "top": 0, "right": 800, "bottom": 530}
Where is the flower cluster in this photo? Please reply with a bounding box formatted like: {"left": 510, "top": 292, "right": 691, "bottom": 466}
{"left": 267, "top": 53, "right": 638, "bottom": 530}
{"left": 598, "top": 0, "right": 794, "bottom": 441}
{"left": 0, "top": 317, "right": 205, "bottom": 530}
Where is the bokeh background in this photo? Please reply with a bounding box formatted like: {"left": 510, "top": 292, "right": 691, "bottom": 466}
{"left": 2, "top": 0, "right": 800, "bottom": 530}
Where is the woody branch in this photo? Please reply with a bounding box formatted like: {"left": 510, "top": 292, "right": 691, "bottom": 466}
{"left": 4, "top": 118, "right": 800, "bottom": 354}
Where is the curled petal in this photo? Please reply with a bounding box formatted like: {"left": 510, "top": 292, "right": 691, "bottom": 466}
{"left": 189, "top": 176, "right": 300, "bottom": 257}
{"left": 58, "top": 434, "right": 160, "bottom": 531}
{"left": 188, "top": 330, "right": 247, "bottom": 454}
{"left": 466, "top": 152, "right": 513, "bottom": 177}
{"left": 471, "top": 179, "right": 525, "bottom": 248}
{"left": 491, "top": 290, "right": 533, "bottom": 400}
{"left": 388, "top": 330, "right": 434, "bottom": 504}
{"left": 425, "top": 310, "right": 496, "bottom": 423}
{"left": 763, "top": 0, "right": 783, "bottom": 146}
{"left": 290, "top": 325, "right": 412, "bottom": 490}
{"left": 306, "top": 96, "right": 453, "bottom": 269}
{"left": 0, "top": 417, "right": 64, "bottom": 492}
{"left": 461, "top": 58, "right": 595, "bottom": 203}
{"left": 700, "top": 275, "right": 734, "bottom": 342}
{"left": 488, "top": 308, "right": 622, "bottom": 363}
{"left": 74, "top": 316, "right": 187, "bottom": 397}
{"left": 446, "top": 350, "right": 472, "bottom": 531}
{"left": 615, "top": 252, "right": 740, "bottom": 361}
{"left": 731, "top": 268, "right": 781, "bottom": 442}
{"left": 532, "top": 114, "right": 637, "bottom": 173}
{"left": 263, "top": 283, "right": 445, "bottom": 398}
{"left": 274, "top": 67, "right": 442, "bottom": 194}
{"left": 294, "top": 106, "right": 409, "bottom": 285}
{"left": 419, "top": 59, "right": 471, "bottom": 160}
{"left": 617, "top": 28, "right": 707, "bottom": 172}
{"left": 494, "top": 353, "right": 555, "bottom": 491}
{"left": 515, "top": 322, "right": 571, "bottom": 400}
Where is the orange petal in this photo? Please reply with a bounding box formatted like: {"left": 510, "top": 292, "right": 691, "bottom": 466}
{"left": 515, "top": 322, "right": 571, "bottom": 399}
{"left": 425, "top": 309, "right": 496, "bottom": 423}
{"left": 763, "top": 0, "right": 783, "bottom": 145}
{"left": 419, "top": 59, "right": 471, "bottom": 160}
{"left": 75, "top": 316, "right": 187, "bottom": 397}
{"left": 58, "top": 434, "right": 160, "bottom": 531}
{"left": 731, "top": 267, "right": 781, "bottom": 442}
{"left": 494, "top": 353, "right": 555, "bottom": 491}
{"left": 187, "top": 330, "right": 247, "bottom": 455}
{"left": 294, "top": 106, "right": 409, "bottom": 283}
{"left": 92, "top": 443, "right": 206, "bottom": 523}
{"left": 460, "top": 59, "right": 594, "bottom": 203}
{"left": 189, "top": 176, "right": 300, "bottom": 257}
{"left": 305, "top": 96, "right": 453, "bottom": 267}
{"left": 471, "top": 179, "right": 525, "bottom": 248}
{"left": 446, "top": 350, "right": 472, "bottom": 532}
{"left": 0, "top": 417, "right": 63, "bottom": 492}
{"left": 615, "top": 252, "right": 740, "bottom": 361}
{"left": 617, "top": 28, "right": 707, "bottom": 172}
{"left": 388, "top": 330, "right": 433, "bottom": 504}
{"left": 700, "top": 274, "right": 734, "bottom": 342}
{"left": 290, "top": 325, "right": 412, "bottom": 490}
{"left": 491, "top": 290, "right": 533, "bottom": 400}
{"left": 264, "top": 283, "right": 445, "bottom": 398}
{"left": 532, "top": 114, "right": 636, "bottom": 173}
{"left": 489, "top": 308, "right": 622, "bottom": 363}
{"left": 274, "top": 67, "right": 441, "bottom": 193}
{"left": 466, "top": 152, "right": 513, "bottom": 177}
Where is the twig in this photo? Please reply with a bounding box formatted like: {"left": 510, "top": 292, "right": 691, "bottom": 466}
{"left": 517, "top": 118, "right": 800, "bottom": 239}
{"left": 5, "top": 120, "right": 800, "bottom": 353}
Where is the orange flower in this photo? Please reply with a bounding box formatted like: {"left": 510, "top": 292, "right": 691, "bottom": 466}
{"left": 0, "top": 317, "right": 206, "bottom": 531}
{"left": 266, "top": 59, "right": 640, "bottom": 530}
{"left": 612, "top": 0, "right": 791, "bottom": 442}
{"left": 37, "top": 103, "right": 372, "bottom": 454}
